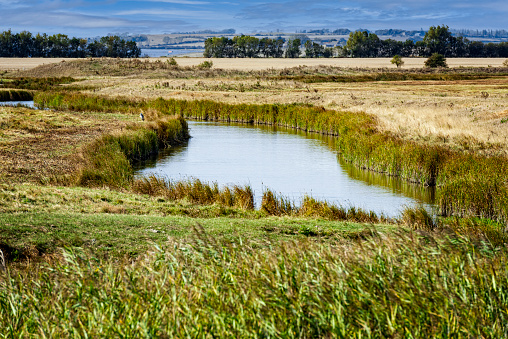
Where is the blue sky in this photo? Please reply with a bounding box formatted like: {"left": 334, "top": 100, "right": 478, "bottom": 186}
{"left": 1, "top": 0, "right": 507, "bottom": 37}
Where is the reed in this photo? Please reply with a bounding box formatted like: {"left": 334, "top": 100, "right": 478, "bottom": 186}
{"left": 2, "top": 232, "right": 508, "bottom": 337}
{"left": 75, "top": 117, "right": 189, "bottom": 188}
{"left": 132, "top": 175, "right": 255, "bottom": 210}
{"left": 261, "top": 189, "right": 296, "bottom": 216}
{"left": 400, "top": 205, "right": 436, "bottom": 230}
{"left": 34, "top": 92, "right": 508, "bottom": 222}
{"left": 0, "top": 89, "right": 33, "bottom": 101}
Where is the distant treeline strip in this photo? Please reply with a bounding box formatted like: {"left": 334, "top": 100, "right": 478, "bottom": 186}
{"left": 34, "top": 92, "right": 508, "bottom": 222}
{"left": 205, "top": 25, "right": 508, "bottom": 58}
{"left": 0, "top": 30, "right": 140, "bottom": 58}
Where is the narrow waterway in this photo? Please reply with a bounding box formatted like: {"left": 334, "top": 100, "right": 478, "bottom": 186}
{"left": 0, "top": 101, "right": 36, "bottom": 108}
{"left": 134, "top": 121, "right": 435, "bottom": 217}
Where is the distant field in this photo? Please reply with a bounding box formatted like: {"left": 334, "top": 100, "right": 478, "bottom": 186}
{"left": 0, "top": 58, "right": 79, "bottom": 71}
{"left": 1, "top": 57, "right": 506, "bottom": 72}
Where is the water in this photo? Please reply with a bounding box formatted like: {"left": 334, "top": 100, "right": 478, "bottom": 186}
{"left": 0, "top": 101, "right": 36, "bottom": 108}
{"left": 140, "top": 49, "right": 204, "bottom": 58}
{"left": 134, "top": 121, "right": 435, "bottom": 217}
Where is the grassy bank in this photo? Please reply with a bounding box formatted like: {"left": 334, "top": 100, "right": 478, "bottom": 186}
{"left": 75, "top": 116, "right": 189, "bottom": 188}
{"left": 1, "top": 231, "right": 507, "bottom": 337}
{"left": 34, "top": 92, "right": 508, "bottom": 222}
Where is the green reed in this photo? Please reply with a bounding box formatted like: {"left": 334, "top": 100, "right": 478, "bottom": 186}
{"left": 133, "top": 175, "right": 254, "bottom": 210}
{"left": 1, "top": 231, "right": 507, "bottom": 338}
{"left": 75, "top": 117, "right": 189, "bottom": 188}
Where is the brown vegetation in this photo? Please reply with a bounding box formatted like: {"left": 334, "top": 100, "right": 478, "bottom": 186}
{"left": 0, "top": 106, "right": 134, "bottom": 184}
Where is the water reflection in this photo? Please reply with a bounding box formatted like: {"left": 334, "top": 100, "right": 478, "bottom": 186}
{"left": 0, "top": 101, "right": 36, "bottom": 108}
{"left": 134, "top": 121, "right": 435, "bottom": 217}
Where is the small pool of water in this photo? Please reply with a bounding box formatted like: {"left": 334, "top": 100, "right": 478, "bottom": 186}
{"left": 134, "top": 121, "right": 435, "bottom": 217}
{"left": 0, "top": 101, "right": 36, "bottom": 108}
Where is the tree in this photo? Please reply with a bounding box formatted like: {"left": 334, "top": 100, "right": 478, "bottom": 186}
{"left": 390, "top": 55, "right": 404, "bottom": 68}
{"left": 424, "top": 53, "right": 448, "bottom": 68}
{"left": 345, "top": 31, "right": 381, "bottom": 57}
{"left": 285, "top": 39, "right": 301, "bottom": 58}
{"left": 423, "top": 25, "right": 456, "bottom": 56}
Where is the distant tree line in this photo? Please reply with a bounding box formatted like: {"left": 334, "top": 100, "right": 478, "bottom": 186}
{"left": 204, "top": 26, "right": 508, "bottom": 58}
{"left": 0, "top": 30, "right": 141, "bottom": 58}
{"left": 344, "top": 26, "right": 508, "bottom": 58}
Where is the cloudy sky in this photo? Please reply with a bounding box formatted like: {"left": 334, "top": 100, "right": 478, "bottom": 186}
{"left": 1, "top": 0, "right": 507, "bottom": 36}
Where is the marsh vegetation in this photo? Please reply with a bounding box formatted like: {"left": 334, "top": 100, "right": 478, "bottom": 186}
{"left": 1, "top": 57, "right": 508, "bottom": 336}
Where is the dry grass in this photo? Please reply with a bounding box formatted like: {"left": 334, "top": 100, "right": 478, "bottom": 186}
{"left": 0, "top": 106, "right": 136, "bottom": 184}
{"left": 0, "top": 58, "right": 79, "bottom": 72}
{"left": 164, "top": 57, "right": 508, "bottom": 70}
{"left": 2, "top": 57, "right": 506, "bottom": 73}
{"left": 86, "top": 76, "right": 508, "bottom": 154}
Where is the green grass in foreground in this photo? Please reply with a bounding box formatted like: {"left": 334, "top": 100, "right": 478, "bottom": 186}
{"left": 1, "top": 231, "right": 507, "bottom": 337}
{"left": 0, "top": 183, "right": 393, "bottom": 261}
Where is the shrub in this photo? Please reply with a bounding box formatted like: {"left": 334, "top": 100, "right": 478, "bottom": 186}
{"left": 424, "top": 53, "right": 448, "bottom": 68}
{"left": 390, "top": 55, "right": 404, "bottom": 68}
{"left": 503, "top": 59, "right": 508, "bottom": 67}
{"left": 197, "top": 60, "right": 213, "bottom": 69}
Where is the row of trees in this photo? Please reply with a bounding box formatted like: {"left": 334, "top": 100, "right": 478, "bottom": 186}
{"left": 204, "top": 26, "right": 508, "bottom": 58}
{"left": 345, "top": 26, "right": 508, "bottom": 58}
{"left": 0, "top": 30, "right": 141, "bottom": 58}
{"left": 204, "top": 36, "right": 285, "bottom": 58}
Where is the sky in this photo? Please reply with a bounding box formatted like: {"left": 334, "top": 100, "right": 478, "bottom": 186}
{"left": 1, "top": 0, "right": 507, "bottom": 37}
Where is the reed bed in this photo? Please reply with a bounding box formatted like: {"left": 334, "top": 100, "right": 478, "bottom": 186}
{"left": 133, "top": 175, "right": 254, "bottom": 210}
{"left": 34, "top": 92, "right": 508, "bottom": 222}
{"left": 0, "top": 89, "right": 33, "bottom": 101}
{"left": 1, "top": 232, "right": 507, "bottom": 337}
{"left": 261, "top": 189, "right": 385, "bottom": 223}
{"left": 75, "top": 116, "right": 189, "bottom": 188}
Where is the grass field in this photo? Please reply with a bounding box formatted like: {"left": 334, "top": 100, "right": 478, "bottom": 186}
{"left": 1, "top": 57, "right": 507, "bottom": 72}
{"left": 1, "top": 57, "right": 508, "bottom": 336}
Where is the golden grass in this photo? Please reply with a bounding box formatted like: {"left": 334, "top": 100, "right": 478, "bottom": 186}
{"left": 0, "top": 58, "right": 79, "bottom": 71}
{"left": 0, "top": 106, "right": 137, "bottom": 184}
{"left": 166, "top": 57, "right": 508, "bottom": 70}
{"left": 1, "top": 57, "right": 507, "bottom": 72}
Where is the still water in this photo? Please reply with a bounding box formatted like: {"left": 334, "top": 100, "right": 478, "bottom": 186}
{"left": 134, "top": 121, "right": 435, "bottom": 217}
{"left": 0, "top": 101, "right": 36, "bottom": 108}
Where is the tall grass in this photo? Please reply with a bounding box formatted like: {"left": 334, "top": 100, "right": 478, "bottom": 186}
{"left": 0, "top": 89, "right": 33, "bottom": 101}
{"left": 133, "top": 175, "right": 254, "bottom": 210}
{"left": 75, "top": 116, "right": 189, "bottom": 188}
{"left": 34, "top": 92, "right": 508, "bottom": 222}
{"left": 2, "top": 232, "right": 508, "bottom": 337}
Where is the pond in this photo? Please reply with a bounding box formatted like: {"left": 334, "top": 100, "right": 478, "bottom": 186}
{"left": 134, "top": 121, "right": 436, "bottom": 217}
{"left": 0, "top": 101, "right": 36, "bottom": 108}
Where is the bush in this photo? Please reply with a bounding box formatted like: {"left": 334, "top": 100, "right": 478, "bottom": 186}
{"left": 503, "top": 59, "right": 508, "bottom": 67}
{"left": 424, "top": 53, "right": 448, "bottom": 68}
{"left": 167, "top": 58, "right": 178, "bottom": 66}
{"left": 390, "top": 55, "right": 404, "bottom": 68}
{"left": 197, "top": 60, "right": 213, "bottom": 69}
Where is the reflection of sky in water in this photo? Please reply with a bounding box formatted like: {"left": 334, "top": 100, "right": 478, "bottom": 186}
{"left": 0, "top": 101, "right": 36, "bottom": 108}
{"left": 135, "top": 121, "right": 435, "bottom": 217}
